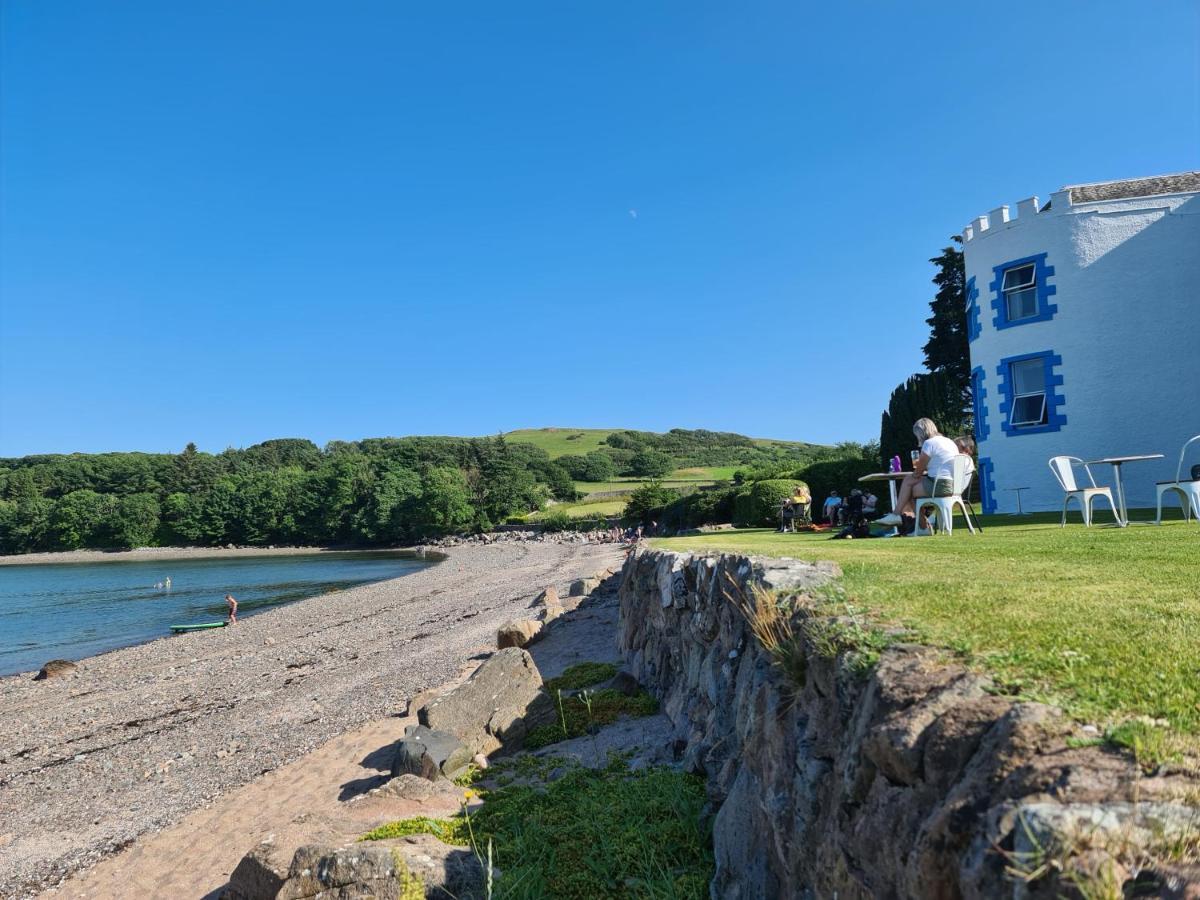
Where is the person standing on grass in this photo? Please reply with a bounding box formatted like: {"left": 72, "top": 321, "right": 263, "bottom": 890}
{"left": 877, "top": 417, "right": 958, "bottom": 535}
{"left": 823, "top": 491, "right": 841, "bottom": 526}
{"left": 225, "top": 593, "right": 238, "bottom": 625}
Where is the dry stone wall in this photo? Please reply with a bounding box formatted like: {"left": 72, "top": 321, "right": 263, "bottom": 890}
{"left": 617, "top": 548, "right": 1200, "bottom": 899}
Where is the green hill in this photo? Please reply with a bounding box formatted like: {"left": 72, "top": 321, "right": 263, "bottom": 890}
{"left": 502, "top": 429, "right": 622, "bottom": 458}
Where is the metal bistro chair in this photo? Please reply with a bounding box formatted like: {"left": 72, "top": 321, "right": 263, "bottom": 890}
{"left": 1155, "top": 434, "right": 1200, "bottom": 524}
{"left": 1048, "top": 456, "right": 1120, "bottom": 527}
{"left": 914, "top": 455, "right": 979, "bottom": 535}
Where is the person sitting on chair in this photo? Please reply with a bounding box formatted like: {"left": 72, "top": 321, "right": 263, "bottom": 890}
{"left": 876, "top": 418, "right": 958, "bottom": 535}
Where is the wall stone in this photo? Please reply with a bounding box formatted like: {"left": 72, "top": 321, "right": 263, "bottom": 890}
{"left": 617, "top": 548, "right": 1199, "bottom": 899}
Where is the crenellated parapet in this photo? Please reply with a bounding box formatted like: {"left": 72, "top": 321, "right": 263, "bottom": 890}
{"left": 962, "top": 191, "right": 1073, "bottom": 243}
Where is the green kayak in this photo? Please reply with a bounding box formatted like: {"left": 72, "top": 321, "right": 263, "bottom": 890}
{"left": 169, "top": 622, "right": 228, "bottom": 633}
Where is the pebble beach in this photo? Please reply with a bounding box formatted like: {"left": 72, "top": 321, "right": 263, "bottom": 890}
{"left": 0, "top": 540, "right": 625, "bottom": 898}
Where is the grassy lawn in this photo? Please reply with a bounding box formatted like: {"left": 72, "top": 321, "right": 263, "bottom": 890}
{"left": 654, "top": 514, "right": 1200, "bottom": 755}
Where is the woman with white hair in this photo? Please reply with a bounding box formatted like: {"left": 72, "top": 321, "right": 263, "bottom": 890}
{"left": 877, "top": 417, "right": 959, "bottom": 535}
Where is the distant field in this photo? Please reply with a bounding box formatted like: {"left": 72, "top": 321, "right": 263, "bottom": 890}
{"left": 528, "top": 498, "right": 628, "bottom": 520}
{"left": 504, "top": 428, "right": 620, "bottom": 458}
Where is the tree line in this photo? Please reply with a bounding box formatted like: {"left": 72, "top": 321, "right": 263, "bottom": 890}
{"left": 0, "top": 436, "right": 574, "bottom": 553}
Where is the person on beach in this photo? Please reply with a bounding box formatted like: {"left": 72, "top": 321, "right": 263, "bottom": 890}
{"left": 225, "top": 593, "right": 238, "bottom": 624}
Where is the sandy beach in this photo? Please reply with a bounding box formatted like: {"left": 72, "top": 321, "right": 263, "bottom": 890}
{"left": 0, "top": 540, "right": 625, "bottom": 899}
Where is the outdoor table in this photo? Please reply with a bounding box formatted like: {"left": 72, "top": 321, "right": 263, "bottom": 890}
{"left": 1081, "top": 454, "right": 1165, "bottom": 527}
{"left": 858, "top": 471, "right": 910, "bottom": 534}
{"left": 1003, "top": 486, "right": 1031, "bottom": 515}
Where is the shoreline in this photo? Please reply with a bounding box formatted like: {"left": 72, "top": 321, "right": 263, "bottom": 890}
{"left": 0, "top": 544, "right": 427, "bottom": 567}
{"left": 0, "top": 540, "right": 625, "bottom": 898}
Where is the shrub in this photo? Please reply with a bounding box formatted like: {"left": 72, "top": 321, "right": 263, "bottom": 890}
{"left": 732, "top": 479, "right": 808, "bottom": 527}
{"left": 539, "top": 507, "right": 573, "bottom": 532}
{"left": 658, "top": 484, "right": 739, "bottom": 530}
{"left": 628, "top": 448, "right": 674, "bottom": 478}
{"left": 623, "top": 481, "right": 681, "bottom": 525}
{"left": 791, "top": 458, "right": 881, "bottom": 510}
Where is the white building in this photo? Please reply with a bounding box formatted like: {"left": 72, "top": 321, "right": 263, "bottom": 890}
{"left": 961, "top": 172, "right": 1200, "bottom": 514}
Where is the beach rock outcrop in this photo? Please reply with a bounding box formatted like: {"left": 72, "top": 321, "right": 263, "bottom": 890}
{"left": 33, "top": 659, "right": 77, "bottom": 680}
{"left": 534, "top": 586, "right": 564, "bottom": 622}
{"left": 390, "top": 726, "right": 473, "bottom": 782}
{"left": 568, "top": 576, "right": 601, "bottom": 597}
{"left": 418, "top": 647, "right": 555, "bottom": 755}
{"left": 274, "top": 838, "right": 484, "bottom": 900}
{"left": 496, "top": 619, "right": 542, "bottom": 649}
{"left": 221, "top": 839, "right": 290, "bottom": 900}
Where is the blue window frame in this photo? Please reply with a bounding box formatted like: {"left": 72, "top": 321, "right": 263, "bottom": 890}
{"left": 996, "top": 350, "right": 1066, "bottom": 436}
{"left": 965, "top": 276, "right": 981, "bottom": 343}
{"left": 978, "top": 456, "right": 997, "bottom": 514}
{"left": 990, "top": 253, "right": 1056, "bottom": 330}
{"left": 971, "top": 366, "right": 990, "bottom": 443}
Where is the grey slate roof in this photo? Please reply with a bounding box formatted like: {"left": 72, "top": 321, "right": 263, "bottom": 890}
{"left": 1066, "top": 171, "right": 1200, "bottom": 203}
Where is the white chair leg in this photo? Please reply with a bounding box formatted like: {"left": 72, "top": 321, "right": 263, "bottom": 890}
{"left": 1156, "top": 487, "right": 1165, "bottom": 525}
{"left": 1083, "top": 494, "right": 1093, "bottom": 527}
{"left": 959, "top": 499, "right": 977, "bottom": 534}
{"left": 1102, "top": 491, "right": 1121, "bottom": 525}
{"left": 1061, "top": 494, "right": 1070, "bottom": 527}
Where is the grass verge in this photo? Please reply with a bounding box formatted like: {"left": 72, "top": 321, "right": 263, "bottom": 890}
{"left": 526, "top": 688, "right": 659, "bottom": 750}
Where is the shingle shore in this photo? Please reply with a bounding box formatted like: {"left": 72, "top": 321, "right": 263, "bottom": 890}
{"left": 0, "top": 540, "right": 625, "bottom": 899}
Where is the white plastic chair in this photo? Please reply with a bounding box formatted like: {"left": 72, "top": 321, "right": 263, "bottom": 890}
{"left": 1048, "top": 456, "right": 1120, "bottom": 527}
{"left": 1155, "top": 434, "right": 1200, "bottom": 524}
{"left": 914, "top": 456, "right": 978, "bottom": 535}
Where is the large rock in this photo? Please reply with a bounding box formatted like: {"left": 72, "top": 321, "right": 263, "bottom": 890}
{"left": 275, "top": 839, "right": 484, "bottom": 900}
{"left": 220, "top": 838, "right": 290, "bottom": 900}
{"left": 390, "top": 726, "right": 473, "bottom": 782}
{"left": 568, "top": 576, "right": 601, "bottom": 597}
{"left": 534, "top": 586, "right": 565, "bottom": 623}
{"left": 418, "top": 648, "right": 555, "bottom": 755}
{"left": 33, "top": 659, "right": 77, "bottom": 680}
{"left": 276, "top": 844, "right": 420, "bottom": 899}
{"left": 496, "top": 619, "right": 542, "bottom": 649}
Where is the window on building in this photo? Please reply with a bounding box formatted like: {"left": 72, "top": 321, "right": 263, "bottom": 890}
{"left": 1009, "top": 357, "right": 1048, "bottom": 427}
{"left": 1001, "top": 264, "right": 1037, "bottom": 322}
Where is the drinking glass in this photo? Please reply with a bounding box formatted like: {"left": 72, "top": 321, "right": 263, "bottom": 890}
{"left": 910, "top": 450, "right": 921, "bottom": 468}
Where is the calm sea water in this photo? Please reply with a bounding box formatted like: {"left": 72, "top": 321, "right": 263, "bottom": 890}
{"left": 0, "top": 551, "right": 431, "bottom": 676}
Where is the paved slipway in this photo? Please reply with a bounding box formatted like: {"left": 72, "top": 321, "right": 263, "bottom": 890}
{"left": 0, "top": 541, "right": 625, "bottom": 900}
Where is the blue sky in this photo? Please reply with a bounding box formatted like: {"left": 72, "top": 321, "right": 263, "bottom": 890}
{"left": 1, "top": 1, "right": 1197, "bottom": 456}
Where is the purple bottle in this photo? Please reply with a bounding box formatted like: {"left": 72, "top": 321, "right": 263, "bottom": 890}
{"left": 890, "top": 455, "right": 902, "bottom": 473}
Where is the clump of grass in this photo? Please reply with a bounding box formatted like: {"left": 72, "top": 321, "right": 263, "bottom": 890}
{"left": 544, "top": 661, "right": 618, "bottom": 693}
{"left": 805, "top": 616, "right": 893, "bottom": 678}
{"left": 363, "top": 759, "right": 714, "bottom": 898}
{"left": 524, "top": 688, "right": 659, "bottom": 750}
{"left": 472, "top": 761, "right": 712, "bottom": 898}
{"left": 1104, "top": 719, "right": 1191, "bottom": 772}
{"left": 452, "top": 764, "right": 483, "bottom": 787}
{"left": 723, "top": 578, "right": 808, "bottom": 689}
{"left": 362, "top": 815, "right": 470, "bottom": 846}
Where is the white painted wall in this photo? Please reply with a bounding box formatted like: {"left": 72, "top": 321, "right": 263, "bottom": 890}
{"left": 962, "top": 185, "right": 1200, "bottom": 514}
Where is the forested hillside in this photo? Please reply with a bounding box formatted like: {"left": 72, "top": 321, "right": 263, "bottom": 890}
{"left": 0, "top": 428, "right": 827, "bottom": 554}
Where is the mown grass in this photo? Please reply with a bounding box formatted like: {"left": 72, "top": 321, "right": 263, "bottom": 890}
{"left": 655, "top": 515, "right": 1200, "bottom": 760}
{"left": 363, "top": 757, "right": 712, "bottom": 898}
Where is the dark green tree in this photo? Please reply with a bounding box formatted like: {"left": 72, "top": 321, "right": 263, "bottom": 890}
{"left": 879, "top": 371, "right": 970, "bottom": 466}
{"left": 923, "top": 239, "right": 971, "bottom": 407}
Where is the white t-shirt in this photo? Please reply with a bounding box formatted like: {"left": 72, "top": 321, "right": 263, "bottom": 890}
{"left": 921, "top": 435, "right": 960, "bottom": 481}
